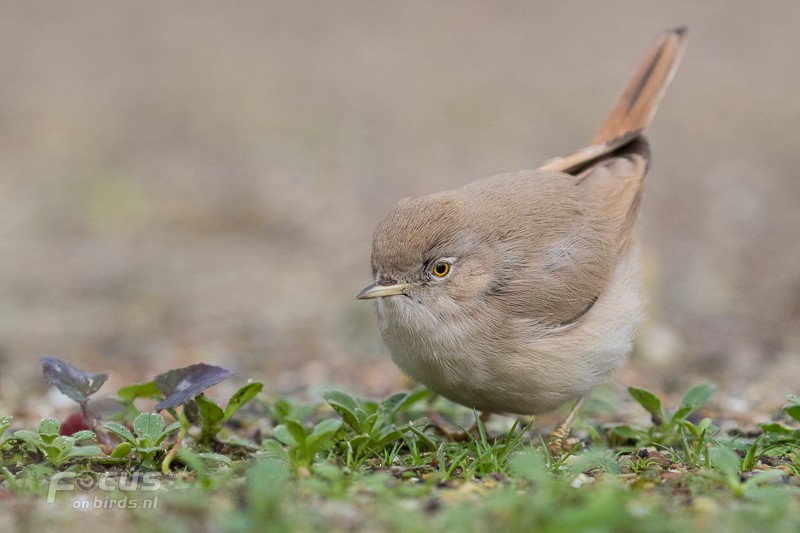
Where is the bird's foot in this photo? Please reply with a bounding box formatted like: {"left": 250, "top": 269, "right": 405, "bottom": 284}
{"left": 546, "top": 424, "right": 580, "bottom": 455}
{"left": 546, "top": 396, "right": 587, "bottom": 455}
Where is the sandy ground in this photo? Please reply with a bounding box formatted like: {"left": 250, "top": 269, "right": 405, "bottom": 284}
{"left": 0, "top": 2, "right": 797, "bottom": 415}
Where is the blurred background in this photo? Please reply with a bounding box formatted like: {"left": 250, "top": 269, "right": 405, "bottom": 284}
{"left": 0, "top": 2, "right": 797, "bottom": 415}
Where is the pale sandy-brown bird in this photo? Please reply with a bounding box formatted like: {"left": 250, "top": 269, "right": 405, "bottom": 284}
{"left": 357, "top": 28, "right": 688, "bottom": 440}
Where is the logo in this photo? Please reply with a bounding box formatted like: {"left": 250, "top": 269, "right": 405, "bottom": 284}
{"left": 46, "top": 471, "right": 172, "bottom": 509}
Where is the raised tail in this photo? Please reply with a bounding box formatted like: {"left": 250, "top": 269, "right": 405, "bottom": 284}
{"left": 539, "top": 27, "right": 688, "bottom": 174}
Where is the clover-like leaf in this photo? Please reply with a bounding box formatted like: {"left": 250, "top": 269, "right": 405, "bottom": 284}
{"left": 70, "top": 430, "right": 96, "bottom": 442}
{"left": 38, "top": 418, "right": 61, "bottom": 438}
{"left": 154, "top": 364, "right": 233, "bottom": 411}
{"left": 134, "top": 413, "right": 167, "bottom": 442}
{"left": 40, "top": 356, "right": 108, "bottom": 404}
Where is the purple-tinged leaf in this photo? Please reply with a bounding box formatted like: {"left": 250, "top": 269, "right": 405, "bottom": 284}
{"left": 40, "top": 356, "right": 108, "bottom": 403}
{"left": 154, "top": 363, "right": 232, "bottom": 411}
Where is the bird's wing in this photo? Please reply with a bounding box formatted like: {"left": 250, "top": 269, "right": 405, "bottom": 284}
{"left": 575, "top": 137, "right": 649, "bottom": 254}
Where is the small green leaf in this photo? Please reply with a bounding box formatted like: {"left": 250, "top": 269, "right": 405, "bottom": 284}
{"left": 710, "top": 446, "right": 740, "bottom": 479}
{"left": 283, "top": 418, "right": 308, "bottom": 446}
{"left": 223, "top": 382, "right": 264, "bottom": 421}
{"left": 65, "top": 446, "right": 102, "bottom": 459}
{"left": 360, "top": 412, "right": 379, "bottom": 435}
{"left": 134, "top": 413, "right": 166, "bottom": 441}
{"left": 12, "top": 430, "right": 40, "bottom": 446}
{"left": 38, "top": 418, "right": 61, "bottom": 437}
{"left": 262, "top": 439, "right": 290, "bottom": 462}
{"left": 195, "top": 452, "right": 233, "bottom": 467}
{"left": 104, "top": 422, "right": 137, "bottom": 444}
{"left": 117, "top": 381, "right": 162, "bottom": 403}
{"left": 783, "top": 395, "right": 800, "bottom": 423}
{"left": 157, "top": 421, "right": 181, "bottom": 445}
{"left": 324, "top": 390, "right": 360, "bottom": 413}
{"left": 628, "top": 387, "right": 663, "bottom": 425}
{"left": 353, "top": 407, "right": 371, "bottom": 427}
{"left": 744, "top": 469, "right": 786, "bottom": 488}
{"left": 0, "top": 416, "right": 13, "bottom": 439}
{"left": 196, "top": 395, "right": 225, "bottom": 426}
{"left": 48, "top": 436, "right": 77, "bottom": 465}
{"left": 398, "top": 388, "right": 432, "bottom": 411}
{"left": 673, "top": 383, "right": 716, "bottom": 422}
{"left": 349, "top": 434, "right": 370, "bottom": 451}
{"left": 53, "top": 435, "right": 75, "bottom": 451}
{"left": 306, "top": 419, "right": 342, "bottom": 451}
{"left": 609, "top": 425, "right": 643, "bottom": 442}
{"left": 371, "top": 428, "right": 405, "bottom": 448}
{"left": 70, "top": 430, "right": 96, "bottom": 442}
{"left": 272, "top": 425, "right": 297, "bottom": 447}
{"left": 324, "top": 391, "right": 362, "bottom": 431}
{"left": 196, "top": 394, "right": 225, "bottom": 443}
{"left": 759, "top": 422, "right": 792, "bottom": 436}
{"left": 111, "top": 442, "right": 133, "bottom": 458}
{"left": 510, "top": 451, "right": 550, "bottom": 483}
{"left": 378, "top": 392, "right": 411, "bottom": 420}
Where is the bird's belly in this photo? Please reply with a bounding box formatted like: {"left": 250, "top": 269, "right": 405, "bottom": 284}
{"left": 376, "top": 305, "right": 607, "bottom": 415}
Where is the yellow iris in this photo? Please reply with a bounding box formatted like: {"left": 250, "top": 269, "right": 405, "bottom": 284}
{"left": 432, "top": 261, "right": 450, "bottom": 277}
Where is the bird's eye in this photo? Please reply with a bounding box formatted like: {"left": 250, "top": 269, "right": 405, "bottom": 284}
{"left": 432, "top": 260, "right": 451, "bottom": 278}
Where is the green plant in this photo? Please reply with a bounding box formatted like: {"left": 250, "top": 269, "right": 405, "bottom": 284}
{"left": 188, "top": 382, "right": 264, "bottom": 446}
{"left": 264, "top": 418, "right": 343, "bottom": 472}
{"left": 104, "top": 413, "right": 180, "bottom": 469}
{"left": 268, "top": 397, "right": 317, "bottom": 426}
{"left": 324, "top": 389, "right": 425, "bottom": 465}
{"left": 678, "top": 416, "right": 719, "bottom": 468}
{"left": 462, "top": 415, "right": 533, "bottom": 476}
{"left": 611, "top": 383, "right": 717, "bottom": 448}
{"left": 758, "top": 395, "right": 800, "bottom": 446}
{"left": 12, "top": 418, "right": 101, "bottom": 467}
{"left": 0, "top": 415, "right": 13, "bottom": 444}
{"left": 709, "top": 446, "right": 788, "bottom": 499}
{"left": 116, "top": 364, "right": 264, "bottom": 446}
{"left": 729, "top": 394, "right": 800, "bottom": 471}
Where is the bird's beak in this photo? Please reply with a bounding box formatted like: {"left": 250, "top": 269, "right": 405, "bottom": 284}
{"left": 356, "top": 280, "right": 411, "bottom": 300}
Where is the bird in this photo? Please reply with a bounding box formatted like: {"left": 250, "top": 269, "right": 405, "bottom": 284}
{"left": 357, "top": 27, "right": 688, "bottom": 444}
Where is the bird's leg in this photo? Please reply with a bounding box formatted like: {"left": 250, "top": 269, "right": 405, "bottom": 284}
{"left": 547, "top": 396, "right": 587, "bottom": 453}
